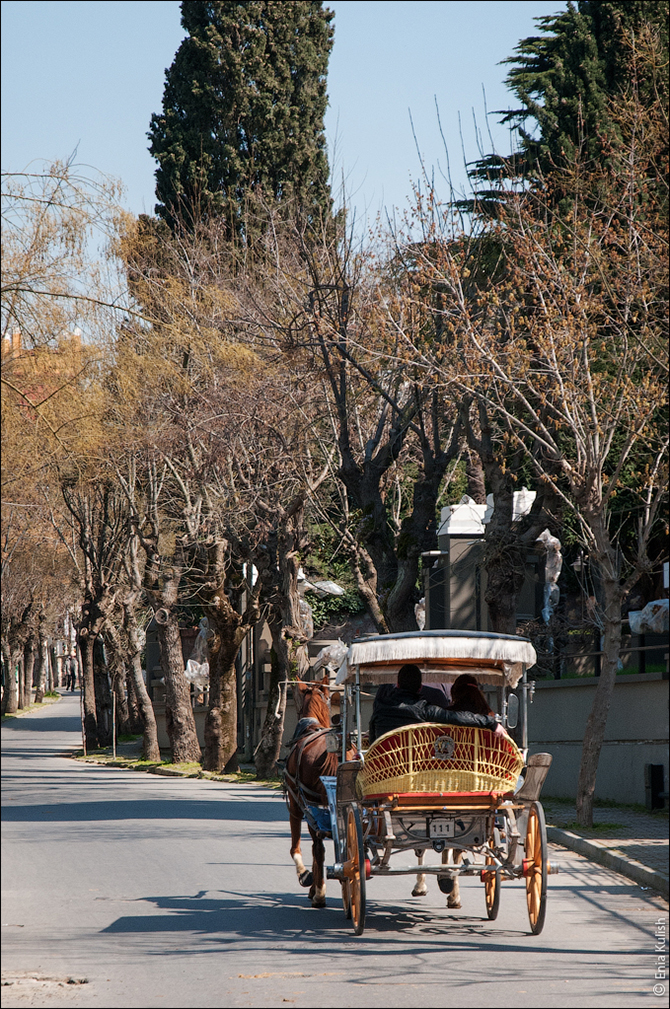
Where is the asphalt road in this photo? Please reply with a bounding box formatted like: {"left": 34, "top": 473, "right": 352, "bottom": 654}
{"left": 2, "top": 694, "right": 668, "bottom": 1008}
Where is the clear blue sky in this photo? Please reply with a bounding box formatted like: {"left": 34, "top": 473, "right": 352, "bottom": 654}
{"left": 1, "top": 1, "right": 563, "bottom": 221}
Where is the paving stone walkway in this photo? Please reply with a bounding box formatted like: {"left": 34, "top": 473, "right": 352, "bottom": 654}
{"left": 542, "top": 796, "right": 669, "bottom": 896}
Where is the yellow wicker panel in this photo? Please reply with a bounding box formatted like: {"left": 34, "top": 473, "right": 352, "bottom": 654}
{"left": 357, "top": 723, "right": 524, "bottom": 796}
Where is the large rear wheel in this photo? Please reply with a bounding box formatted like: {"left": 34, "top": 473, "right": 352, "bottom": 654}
{"left": 524, "top": 802, "right": 548, "bottom": 935}
{"left": 344, "top": 805, "right": 366, "bottom": 935}
{"left": 341, "top": 879, "right": 351, "bottom": 919}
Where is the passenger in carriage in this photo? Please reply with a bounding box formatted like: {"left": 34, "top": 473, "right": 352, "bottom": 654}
{"left": 368, "top": 664, "right": 501, "bottom": 743}
{"left": 448, "top": 673, "right": 495, "bottom": 716}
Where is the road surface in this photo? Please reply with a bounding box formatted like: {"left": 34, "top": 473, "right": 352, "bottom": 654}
{"left": 2, "top": 694, "right": 667, "bottom": 1008}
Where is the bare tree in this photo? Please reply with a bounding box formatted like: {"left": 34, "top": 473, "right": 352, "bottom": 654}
{"left": 397, "top": 73, "right": 668, "bottom": 824}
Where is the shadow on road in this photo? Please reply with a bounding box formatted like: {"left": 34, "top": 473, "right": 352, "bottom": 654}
{"left": 1, "top": 797, "right": 286, "bottom": 823}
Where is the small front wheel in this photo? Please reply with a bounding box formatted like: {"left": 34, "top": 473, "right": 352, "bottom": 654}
{"left": 344, "top": 805, "right": 366, "bottom": 935}
{"left": 484, "top": 856, "right": 500, "bottom": 920}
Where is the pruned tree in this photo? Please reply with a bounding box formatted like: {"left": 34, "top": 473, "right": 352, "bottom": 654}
{"left": 238, "top": 211, "right": 471, "bottom": 634}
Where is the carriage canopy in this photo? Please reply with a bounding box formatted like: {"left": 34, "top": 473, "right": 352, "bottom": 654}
{"left": 335, "top": 630, "right": 537, "bottom": 689}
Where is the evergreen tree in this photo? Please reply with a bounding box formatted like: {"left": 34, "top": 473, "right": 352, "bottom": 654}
{"left": 465, "top": 1, "right": 668, "bottom": 210}
{"left": 149, "top": 1, "right": 334, "bottom": 234}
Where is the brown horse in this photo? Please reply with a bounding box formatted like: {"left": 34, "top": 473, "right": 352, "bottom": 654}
{"left": 283, "top": 677, "right": 338, "bottom": 908}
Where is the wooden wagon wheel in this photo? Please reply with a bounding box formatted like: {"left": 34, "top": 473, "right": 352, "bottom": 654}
{"left": 341, "top": 879, "right": 351, "bottom": 919}
{"left": 524, "top": 802, "right": 548, "bottom": 935}
{"left": 335, "top": 812, "right": 352, "bottom": 918}
{"left": 484, "top": 856, "right": 500, "bottom": 920}
{"left": 344, "top": 805, "right": 366, "bottom": 935}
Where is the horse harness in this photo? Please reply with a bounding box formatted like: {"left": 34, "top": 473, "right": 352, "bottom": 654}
{"left": 282, "top": 718, "right": 333, "bottom": 813}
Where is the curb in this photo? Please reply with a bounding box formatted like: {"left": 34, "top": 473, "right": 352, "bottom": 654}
{"left": 547, "top": 826, "right": 669, "bottom": 898}
{"left": 1, "top": 696, "right": 62, "bottom": 721}
{"left": 73, "top": 754, "right": 283, "bottom": 789}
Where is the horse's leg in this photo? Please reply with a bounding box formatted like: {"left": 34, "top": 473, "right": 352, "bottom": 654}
{"left": 308, "top": 828, "right": 327, "bottom": 908}
{"left": 436, "top": 849, "right": 462, "bottom": 908}
{"left": 289, "top": 799, "right": 313, "bottom": 888}
{"left": 412, "top": 848, "right": 428, "bottom": 896}
{"left": 446, "top": 849, "right": 462, "bottom": 909}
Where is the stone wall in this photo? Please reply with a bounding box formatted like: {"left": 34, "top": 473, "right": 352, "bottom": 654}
{"left": 527, "top": 672, "right": 668, "bottom": 805}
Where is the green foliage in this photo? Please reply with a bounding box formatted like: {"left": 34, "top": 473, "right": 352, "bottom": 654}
{"left": 305, "top": 588, "right": 365, "bottom": 631}
{"left": 465, "top": 0, "right": 669, "bottom": 210}
{"left": 438, "top": 459, "right": 468, "bottom": 507}
{"left": 149, "top": 1, "right": 334, "bottom": 234}
{"left": 303, "top": 522, "right": 366, "bottom": 628}
{"left": 305, "top": 522, "right": 356, "bottom": 589}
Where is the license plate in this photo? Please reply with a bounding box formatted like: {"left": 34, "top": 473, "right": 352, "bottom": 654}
{"left": 429, "top": 819, "right": 455, "bottom": 838}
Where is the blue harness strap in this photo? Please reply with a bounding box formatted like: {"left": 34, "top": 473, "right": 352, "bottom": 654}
{"left": 305, "top": 804, "right": 333, "bottom": 836}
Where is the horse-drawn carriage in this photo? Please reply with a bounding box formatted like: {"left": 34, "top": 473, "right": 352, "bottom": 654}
{"left": 284, "top": 630, "right": 557, "bottom": 936}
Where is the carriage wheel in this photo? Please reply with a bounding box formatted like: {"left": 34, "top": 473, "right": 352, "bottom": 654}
{"left": 345, "top": 805, "right": 366, "bottom": 935}
{"left": 341, "top": 880, "right": 351, "bottom": 919}
{"left": 484, "top": 856, "right": 500, "bottom": 920}
{"left": 524, "top": 802, "right": 548, "bottom": 935}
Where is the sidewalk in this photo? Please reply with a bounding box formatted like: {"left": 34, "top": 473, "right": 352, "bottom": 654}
{"left": 542, "top": 796, "right": 669, "bottom": 898}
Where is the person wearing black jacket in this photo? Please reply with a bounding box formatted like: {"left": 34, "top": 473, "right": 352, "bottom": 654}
{"left": 368, "top": 664, "right": 500, "bottom": 743}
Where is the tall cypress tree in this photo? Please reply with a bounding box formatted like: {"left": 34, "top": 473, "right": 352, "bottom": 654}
{"left": 149, "top": 1, "right": 334, "bottom": 234}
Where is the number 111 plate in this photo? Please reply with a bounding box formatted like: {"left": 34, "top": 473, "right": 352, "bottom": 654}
{"left": 429, "top": 819, "right": 455, "bottom": 838}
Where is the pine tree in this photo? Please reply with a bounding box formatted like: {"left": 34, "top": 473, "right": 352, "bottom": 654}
{"left": 148, "top": 1, "right": 334, "bottom": 234}
{"left": 465, "top": 1, "right": 668, "bottom": 210}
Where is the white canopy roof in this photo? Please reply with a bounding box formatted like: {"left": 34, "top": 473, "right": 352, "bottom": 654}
{"left": 336, "top": 630, "right": 536, "bottom": 688}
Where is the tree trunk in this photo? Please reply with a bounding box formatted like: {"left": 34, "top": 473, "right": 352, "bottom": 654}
{"left": 254, "top": 633, "right": 289, "bottom": 779}
{"left": 466, "top": 450, "right": 487, "bottom": 504}
{"left": 203, "top": 599, "right": 249, "bottom": 773}
{"left": 17, "top": 653, "right": 25, "bottom": 709}
{"left": 254, "top": 524, "right": 310, "bottom": 779}
{"left": 2, "top": 642, "right": 18, "bottom": 715}
{"left": 125, "top": 670, "right": 144, "bottom": 734}
{"left": 103, "top": 626, "right": 132, "bottom": 737}
{"left": 141, "top": 543, "right": 201, "bottom": 763}
{"left": 112, "top": 668, "right": 132, "bottom": 737}
{"left": 204, "top": 646, "right": 240, "bottom": 773}
{"left": 131, "top": 657, "right": 160, "bottom": 760}
{"left": 157, "top": 613, "right": 201, "bottom": 764}
{"left": 93, "top": 642, "right": 113, "bottom": 747}
{"left": 78, "top": 634, "right": 100, "bottom": 750}
{"left": 23, "top": 640, "right": 35, "bottom": 709}
{"left": 117, "top": 540, "right": 161, "bottom": 759}
{"left": 49, "top": 645, "right": 59, "bottom": 691}
{"left": 124, "top": 607, "right": 160, "bottom": 761}
{"left": 575, "top": 537, "right": 623, "bottom": 827}
{"left": 34, "top": 616, "right": 49, "bottom": 704}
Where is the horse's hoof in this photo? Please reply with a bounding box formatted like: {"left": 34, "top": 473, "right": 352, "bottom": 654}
{"left": 447, "top": 898, "right": 462, "bottom": 909}
{"left": 437, "top": 876, "right": 455, "bottom": 895}
{"left": 298, "top": 870, "right": 313, "bottom": 888}
{"left": 311, "top": 896, "right": 327, "bottom": 908}
{"left": 412, "top": 885, "right": 428, "bottom": 897}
